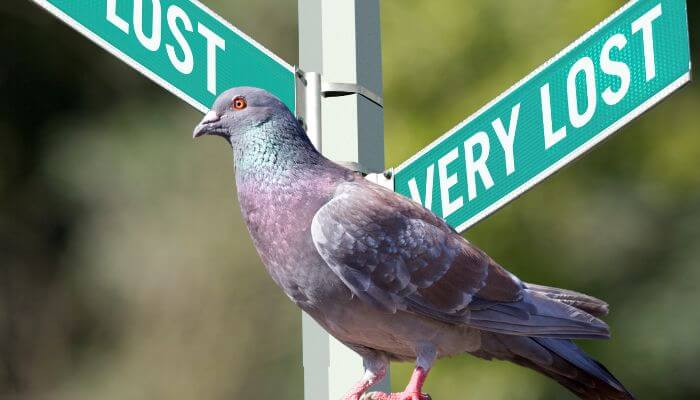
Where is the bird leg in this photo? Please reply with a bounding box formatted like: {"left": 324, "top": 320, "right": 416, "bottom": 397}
{"left": 342, "top": 353, "right": 389, "bottom": 400}
{"left": 361, "top": 342, "right": 436, "bottom": 400}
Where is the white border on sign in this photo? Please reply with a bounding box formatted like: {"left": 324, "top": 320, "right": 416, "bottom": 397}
{"left": 29, "top": 0, "right": 295, "bottom": 114}
{"left": 393, "top": 0, "right": 691, "bottom": 233}
{"left": 453, "top": 72, "right": 690, "bottom": 233}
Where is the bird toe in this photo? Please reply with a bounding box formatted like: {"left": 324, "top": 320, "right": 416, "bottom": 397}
{"left": 361, "top": 392, "right": 431, "bottom": 400}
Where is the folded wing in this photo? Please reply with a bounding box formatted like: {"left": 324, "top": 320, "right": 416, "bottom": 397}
{"left": 311, "top": 181, "right": 609, "bottom": 339}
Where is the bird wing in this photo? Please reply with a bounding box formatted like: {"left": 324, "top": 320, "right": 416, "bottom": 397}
{"left": 311, "top": 181, "right": 610, "bottom": 338}
{"left": 311, "top": 180, "right": 522, "bottom": 317}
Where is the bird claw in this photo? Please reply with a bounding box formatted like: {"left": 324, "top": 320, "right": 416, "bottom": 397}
{"left": 361, "top": 392, "right": 431, "bottom": 400}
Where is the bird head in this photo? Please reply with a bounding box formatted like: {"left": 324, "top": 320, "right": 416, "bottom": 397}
{"left": 192, "top": 87, "right": 293, "bottom": 142}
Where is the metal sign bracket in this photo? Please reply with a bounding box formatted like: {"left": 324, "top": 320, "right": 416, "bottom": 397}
{"left": 322, "top": 81, "right": 384, "bottom": 108}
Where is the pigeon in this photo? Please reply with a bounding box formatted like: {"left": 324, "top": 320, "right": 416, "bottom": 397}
{"left": 193, "top": 87, "right": 634, "bottom": 400}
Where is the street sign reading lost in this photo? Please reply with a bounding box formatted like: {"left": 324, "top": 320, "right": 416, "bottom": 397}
{"left": 393, "top": 0, "right": 691, "bottom": 233}
{"left": 31, "top": 0, "right": 296, "bottom": 112}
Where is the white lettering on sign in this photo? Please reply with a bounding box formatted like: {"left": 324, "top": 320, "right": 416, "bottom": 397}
{"left": 134, "top": 0, "right": 162, "bottom": 52}
{"left": 408, "top": 106, "right": 513, "bottom": 211}
{"left": 464, "top": 132, "right": 494, "bottom": 201}
{"left": 567, "top": 57, "right": 597, "bottom": 129}
{"left": 601, "top": 34, "right": 630, "bottom": 106}
{"left": 632, "top": 4, "right": 663, "bottom": 81}
{"left": 107, "top": 0, "right": 129, "bottom": 34}
{"left": 541, "top": 83, "right": 567, "bottom": 149}
{"left": 408, "top": 165, "right": 434, "bottom": 210}
{"left": 438, "top": 148, "right": 463, "bottom": 218}
{"left": 197, "top": 23, "right": 226, "bottom": 95}
{"left": 106, "top": 0, "right": 226, "bottom": 94}
{"left": 492, "top": 103, "right": 520, "bottom": 176}
{"left": 166, "top": 6, "right": 194, "bottom": 75}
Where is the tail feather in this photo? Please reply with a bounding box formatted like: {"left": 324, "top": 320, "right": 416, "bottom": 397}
{"left": 468, "top": 290, "right": 610, "bottom": 339}
{"left": 474, "top": 333, "right": 634, "bottom": 400}
{"left": 533, "top": 337, "right": 631, "bottom": 396}
{"left": 527, "top": 283, "right": 610, "bottom": 317}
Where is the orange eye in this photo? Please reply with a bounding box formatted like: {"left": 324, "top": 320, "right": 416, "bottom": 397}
{"left": 232, "top": 96, "right": 247, "bottom": 110}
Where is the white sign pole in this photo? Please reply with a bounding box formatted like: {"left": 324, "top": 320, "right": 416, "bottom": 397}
{"left": 298, "top": 0, "right": 389, "bottom": 399}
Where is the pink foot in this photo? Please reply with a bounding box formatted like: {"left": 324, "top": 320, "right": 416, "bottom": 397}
{"left": 361, "top": 391, "right": 431, "bottom": 400}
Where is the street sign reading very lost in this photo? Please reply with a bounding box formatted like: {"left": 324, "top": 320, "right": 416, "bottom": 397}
{"left": 393, "top": 0, "right": 691, "bottom": 233}
{"left": 31, "top": 0, "right": 296, "bottom": 112}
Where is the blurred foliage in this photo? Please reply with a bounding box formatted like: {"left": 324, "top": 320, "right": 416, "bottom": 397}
{"left": 0, "top": 0, "right": 698, "bottom": 399}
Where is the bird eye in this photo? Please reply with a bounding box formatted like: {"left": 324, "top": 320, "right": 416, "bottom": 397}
{"left": 232, "top": 96, "right": 247, "bottom": 110}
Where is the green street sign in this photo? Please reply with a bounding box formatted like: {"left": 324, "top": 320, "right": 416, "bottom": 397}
{"left": 31, "top": 0, "right": 296, "bottom": 112}
{"left": 393, "top": 0, "right": 691, "bottom": 233}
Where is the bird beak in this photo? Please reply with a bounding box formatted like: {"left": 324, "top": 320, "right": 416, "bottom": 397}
{"left": 193, "top": 110, "right": 222, "bottom": 138}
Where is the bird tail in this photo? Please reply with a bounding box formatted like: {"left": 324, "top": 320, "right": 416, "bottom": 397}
{"left": 533, "top": 337, "right": 634, "bottom": 399}
{"left": 476, "top": 333, "right": 634, "bottom": 400}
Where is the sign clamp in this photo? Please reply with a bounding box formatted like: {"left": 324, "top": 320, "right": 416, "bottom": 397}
{"left": 321, "top": 82, "right": 384, "bottom": 108}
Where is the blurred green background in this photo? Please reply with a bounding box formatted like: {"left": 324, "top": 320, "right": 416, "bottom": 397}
{"left": 1, "top": 0, "right": 698, "bottom": 399}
